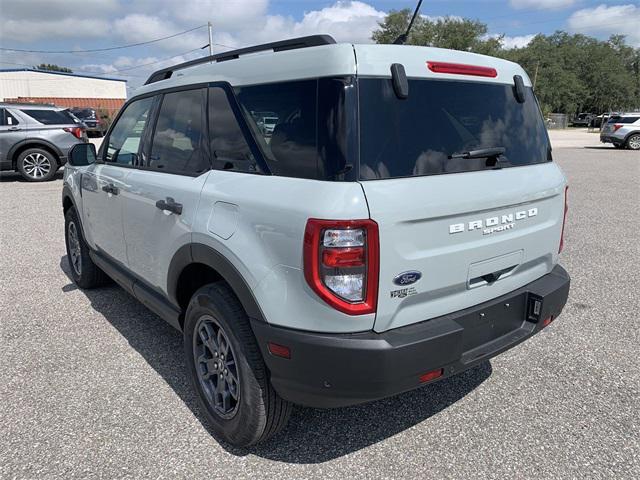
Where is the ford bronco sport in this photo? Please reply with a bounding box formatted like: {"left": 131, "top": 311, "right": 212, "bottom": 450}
{"left": 62, "top": 35, "right": 570, "bottom": 446}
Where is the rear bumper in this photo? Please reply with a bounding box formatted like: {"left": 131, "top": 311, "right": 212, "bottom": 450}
{"left": 600, "top": 134, "right": 623, "bottom": 144}
{"left": 252, "top": 265, "right": 570, "bottom": 408}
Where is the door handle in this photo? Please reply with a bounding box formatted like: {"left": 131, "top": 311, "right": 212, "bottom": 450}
{"left": 101, "top": 184, "right": 119, "bottom": 195}
{"left": 155, "top": 197, "right": 183, "bottom": 215}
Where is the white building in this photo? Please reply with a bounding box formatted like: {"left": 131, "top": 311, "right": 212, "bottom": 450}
{"left": 0, "top": 68, "right": 127, "bottom": 116}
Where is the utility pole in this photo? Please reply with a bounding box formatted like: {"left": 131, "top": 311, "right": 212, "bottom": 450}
{"left": 208, "top": 21, "right": 214, "bottom": 56}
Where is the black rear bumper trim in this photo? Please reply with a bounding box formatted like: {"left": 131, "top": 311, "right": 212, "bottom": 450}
{"left": 252, "top": 265, "right": 570, "bottom": 408}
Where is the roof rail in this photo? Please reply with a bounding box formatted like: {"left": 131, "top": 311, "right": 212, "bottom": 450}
{"left": 144, "top": 34, "right": 336, "bottom": 85}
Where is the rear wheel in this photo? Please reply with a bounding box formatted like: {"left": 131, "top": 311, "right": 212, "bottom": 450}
{"left": 626, "top": 134, "right": 640, "bottom": 150}
{"left": 17, "top": 148, "right": 58, "bottom": 182}
{"left": 184, "top": 283, "right": 291, "bottom": 446}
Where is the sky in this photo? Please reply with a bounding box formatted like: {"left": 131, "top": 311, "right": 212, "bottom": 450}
{"left": 1, "top": 0, "right": 638, "bottom": 90}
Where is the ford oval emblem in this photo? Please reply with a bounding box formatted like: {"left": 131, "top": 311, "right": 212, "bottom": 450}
{"left": 393, "top": 271, "right": 422, "bottom": 286}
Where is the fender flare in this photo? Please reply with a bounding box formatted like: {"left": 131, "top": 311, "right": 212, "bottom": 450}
{"left": 62, "top": 184, "right": 75, "bottom": 211}
{"left": 167, "top": 243, "right": 266, "bottom": 323}
{"left": 624, "top": 130, "right": 640, "bottom": 142}
{"left": 9, "top": 138, "right": 65, "bottom": 166}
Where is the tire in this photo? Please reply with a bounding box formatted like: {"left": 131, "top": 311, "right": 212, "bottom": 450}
{"left": 184, "top": 282, "right": 292, "bottom": 446}
{"left": 64, "top": 207, "right": 110, "bottom": 288}
{"left": 16, "top": 147, "right": 58, "bottom": 182}
{"left": 626, "top": 133, "right": 640, "bottom": 150}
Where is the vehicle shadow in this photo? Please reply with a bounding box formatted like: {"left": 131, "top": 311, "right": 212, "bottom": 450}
{"left": 0, "top": 170, "right": 64, "bottom": 182}
{"left": 60, "top": 256, "right": 492, "bottom": 463}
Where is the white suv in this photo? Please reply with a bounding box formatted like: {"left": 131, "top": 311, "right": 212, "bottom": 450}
{"left": 600, "top": 113, "right": 640, "bottom": 150}
{"left": 62, "top": 35, "right": 570, "bottom": 446}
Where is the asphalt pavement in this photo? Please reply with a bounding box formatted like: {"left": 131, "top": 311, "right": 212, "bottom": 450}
{"left": 0, "top": 139, "right": 638, "bottom": 479}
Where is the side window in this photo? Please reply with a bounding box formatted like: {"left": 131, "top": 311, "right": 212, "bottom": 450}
{"left": 105, "top": 97, "right": 153, "bottom": 165}
{"left": 148, "top": 88, "right": 209, "bottom": 175}
{"left": 235, "top": 80, "right": 318, "bottom": 179}
{"left": 0, "top": 108, "right": 19, "bottom": 126}
{"left": 209, "top": 87, "right": 260, "bottom": 173}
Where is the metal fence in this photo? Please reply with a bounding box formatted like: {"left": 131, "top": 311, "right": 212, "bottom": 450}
{"left": 546, "top": 113, "right": 569, "bottom": 129}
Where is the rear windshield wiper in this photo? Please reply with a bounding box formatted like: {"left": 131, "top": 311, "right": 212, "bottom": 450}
{"left": 448, "top": 147, "right": 506, "bottom": 160}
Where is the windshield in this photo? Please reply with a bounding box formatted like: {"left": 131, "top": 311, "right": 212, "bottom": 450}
{"left": 358, "top": 78, "right": 551, "bottom": 180}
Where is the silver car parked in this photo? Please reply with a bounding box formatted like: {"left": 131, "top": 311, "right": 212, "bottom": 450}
{"left": 600, "top": 113, "right": 640, "bottom": 150}
{"left": 0, "top": 103, "right": 87, "bottom": 181}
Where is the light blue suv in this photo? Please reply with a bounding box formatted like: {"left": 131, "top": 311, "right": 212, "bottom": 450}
{"left": 61, "top": 35, "right": 570, "bottom": 446}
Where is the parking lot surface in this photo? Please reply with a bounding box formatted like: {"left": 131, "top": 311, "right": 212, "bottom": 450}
{"left": 1, "top": 142, "right": 638, "bottom": 479}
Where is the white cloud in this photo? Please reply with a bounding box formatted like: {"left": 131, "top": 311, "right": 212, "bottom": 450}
{"left": 0, "top": 0, "right": 119, "bottom": 20}
{"left": 112, "top": 14, "right": 206, "bottom": 51}
{"left": 501, "top": 34, "right": 536, "bottom": 49}
{"left": 230, "top": 1, "right": 385, "bottom": 46}
{"left": 1, "top": 18, "right": 111, "bottom": 42}
{"left": 568, "top": 4, "right": 640, "bottom": 47}
{"left": 484, "top": 33, "right": 535, "bottom": 49}
{"left": 509, "top": 0, "right": 577, "bottom": 9}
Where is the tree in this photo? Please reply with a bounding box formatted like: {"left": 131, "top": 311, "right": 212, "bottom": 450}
{"left": 372, "top": 10, "right": 640, "bottom": 114}
{"left": 372, "top": 10, "right": 502, "bottom": 56}
{"left": 35, "top": 63, "right": 73, "bottom": 73}
{"left": 503, "top": 32, "right": 639, "bottom": 113}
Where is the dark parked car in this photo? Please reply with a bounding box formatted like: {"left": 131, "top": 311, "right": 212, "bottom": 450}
{"left": 69, "top": 108, "right": 107, "bottom": 137}
{"left": 571, "top": 112, "right": 595, "bottom": 127}
{"left": 0, "top": 103, "right": 86, "bottom": 181}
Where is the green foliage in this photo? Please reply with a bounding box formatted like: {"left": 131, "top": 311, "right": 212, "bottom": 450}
{"left": 372, "top": 12, "right": 640, "bottom": 114}
{"left": 372, "top": 10, "right": 502, "bottom": 56}
{"left": 35, "top": 63, "right": 73, "bottom": 73}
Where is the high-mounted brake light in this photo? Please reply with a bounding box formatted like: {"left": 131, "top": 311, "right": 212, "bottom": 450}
{"left": 304, "top": 219, "right": 379, "bottom": 315}
{"left": 427, "top": 61, "right": 497, "bottom": 78}
{"left": 64, "top": 127, "right": 83, "bottom": 139}
{"left": 559, "top": 186, "right": 568, "bottom": 253}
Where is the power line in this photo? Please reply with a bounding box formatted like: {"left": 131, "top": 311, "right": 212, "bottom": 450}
{"left": 0, "top": 49, "right": 203, "bottom": 79}
{"left": 0, "top": 25, "right": 207, "bottom": 54}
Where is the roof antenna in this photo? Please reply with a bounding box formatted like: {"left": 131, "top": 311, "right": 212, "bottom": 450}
{"left": 393, "top": 0, "right": 424, "bottom": 45}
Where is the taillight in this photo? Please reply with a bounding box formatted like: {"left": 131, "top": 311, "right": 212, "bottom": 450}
{"left": 304, "top": 219, "right": 379, "bottom": 315}
{"left": 559, "top": 185, "right": 568, "bottom": 253}
{"left": 612, "top": 124, "right": 623, "bottom": 132}
{"left": 64, "top": 127, "right": 83, "bottom": 139}
{"left": 427, "top": 61, "right": 497, "bottom": 78}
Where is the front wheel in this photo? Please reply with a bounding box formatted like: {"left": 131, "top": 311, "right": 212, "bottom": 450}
{"left": 64, "top": 207, "right": 109, "bottom": 288}
{"left": 626, "top": 134, "right": 640, "bottom": 150}
{"left": 184, "top": 283, "right": 291, "bottom": 446}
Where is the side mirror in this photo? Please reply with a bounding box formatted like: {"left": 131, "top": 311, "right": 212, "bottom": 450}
{"left": 68, "top": 142, "right": 97, "bottom": 166}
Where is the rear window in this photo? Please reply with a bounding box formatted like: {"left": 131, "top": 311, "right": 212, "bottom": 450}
{"left": 358, "top": 78, "right": 551, "bottom": 180}
{"left": 609, "top": 116, "right": 639, "bottom": 124}
{"left": 22, "top": 109, "right": 77, "bottom": 125}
